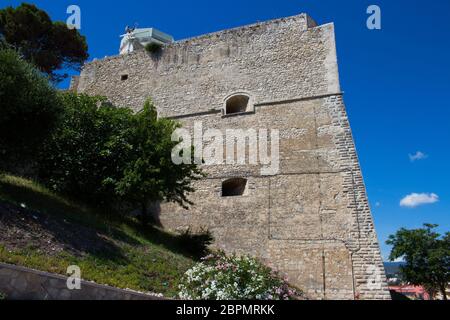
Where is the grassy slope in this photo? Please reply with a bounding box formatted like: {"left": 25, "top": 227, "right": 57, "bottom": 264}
{"left": 0, "top": 174, "right": 196, "bottom": 297}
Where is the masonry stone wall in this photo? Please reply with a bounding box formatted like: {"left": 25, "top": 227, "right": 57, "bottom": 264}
{"left": 74, "top": 13, "right": 390, "bottom": 300}
{"left": 0, "top": 262, "right": 163, "bottom": 300}
{"left": 74, "top": 14, "right": 338, "bottom": 117}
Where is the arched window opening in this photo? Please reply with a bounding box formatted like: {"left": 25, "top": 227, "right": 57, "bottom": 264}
{"left": 221, "top": 178, "right": 247, "bottom": 197}
{"left": 224, "top": 94, "right": 250, "bottom": 115}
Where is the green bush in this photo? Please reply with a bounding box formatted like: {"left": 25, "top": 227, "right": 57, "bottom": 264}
{"left": 177, "top": 228, "right": 214, "bottom": 259}
{"left": 0, "top": 291, "right": 6, "bottom": 300}
{"left": 38, "top": 95, "right": 203, "bottom": 215}
{"left": 0, "top": 49, "right": 61, "bottom": 169}
{"left": 178, "top": 252, "right": 301, "bottom": 300}
{"left": 114, "top": 99, "right": 203, "bottom": 223}
{"left": 37, "top": 93, "right": 134, "bottom": 208}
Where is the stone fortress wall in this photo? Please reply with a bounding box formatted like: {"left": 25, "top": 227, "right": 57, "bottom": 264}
{"left": 72, "top": 13, "right": 391, "bottom": 300}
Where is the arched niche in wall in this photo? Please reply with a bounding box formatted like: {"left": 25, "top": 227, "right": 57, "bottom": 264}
{"left": 221, "top": 177, "right": 248, "bottom": 197}
{"left": 222, "top": 92, "right": 254, "bottom": 116}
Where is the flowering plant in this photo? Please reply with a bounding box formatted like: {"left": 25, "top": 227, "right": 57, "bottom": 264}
{"left": 178, "top": 251, "right": 301, "bottom": 300}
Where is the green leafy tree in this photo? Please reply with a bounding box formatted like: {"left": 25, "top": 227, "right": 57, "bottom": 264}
{"left": 115, "top": 99, "right": 204, "bottom": 225}
{"left": 0, "top": 3, "right": 88, "bottom": 82}
{"left": 39, "top": 95, "right": 203, "bottom": 218}
{"left": 38, "top": 93, "right": 134, "bottom": 207}
{"left": 387, "top": 224, "right": 450, "bottom": 300}
{"left": 0, "top": 48, "right": 61, "bottom": 170}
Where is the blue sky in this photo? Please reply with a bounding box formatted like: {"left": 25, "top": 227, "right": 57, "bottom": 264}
{"left": 3, "top": 0, "right": 449, "bottom": 260}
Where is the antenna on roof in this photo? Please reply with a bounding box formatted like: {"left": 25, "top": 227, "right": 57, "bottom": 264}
{"left": 125, "top": 25, "right": 136, "bottom": 34}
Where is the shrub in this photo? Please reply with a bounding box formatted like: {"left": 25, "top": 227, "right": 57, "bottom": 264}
{"left": 145, "top": 42, "right": 162, "bottom": 54}
{"left": 0, "top": 291, "right": 6, "bottom": 300}
{"left": 114, "top": 98, "right": 203, "bottom": 224}
{"left": 37, "top": 93, "right": 134, "bottom": 208}
{"left": 0, "top": 48, "right": 61, "bottom": 170}
{"left": 38, "top": 95, "right": 203, "bottom": 215}
{"left": 177, "top": 228, "right": 214, "bottom": 259}
{"left": 178, "top": 251, "right": 301, "bottom": 300}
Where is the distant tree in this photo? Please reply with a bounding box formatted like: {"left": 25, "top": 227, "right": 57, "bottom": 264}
{"left": 0, "top": 48, "right": 61, "bottom": 170}
{"left": 387, "top": 224, "right": 450, "bottom": 300}
{"left": 115, "top": 99, "right": 204, "bottom": 225}
{"left": 0, "top": 3, "right": 88, "bottom": 82}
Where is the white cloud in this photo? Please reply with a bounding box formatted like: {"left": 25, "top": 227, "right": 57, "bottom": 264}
{"left": 409, "top": 151, "right": 428, "bottom": 162}
{"left": 400, "top": 193, "right": 439, "bottom": 208}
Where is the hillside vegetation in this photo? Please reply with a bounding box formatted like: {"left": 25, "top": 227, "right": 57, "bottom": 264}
{"left": 0, "top": 174, "right": 200, "bottom": 297}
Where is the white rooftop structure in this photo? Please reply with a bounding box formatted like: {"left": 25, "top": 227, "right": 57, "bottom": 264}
{"left": 119, "top": 27, "right": 174, "bottom": 55}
